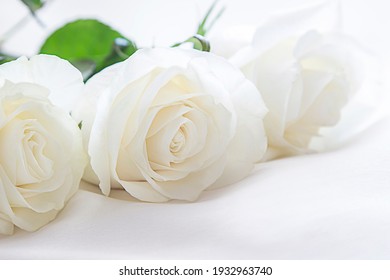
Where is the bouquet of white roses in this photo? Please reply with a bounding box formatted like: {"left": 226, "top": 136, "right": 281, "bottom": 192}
{"left": 0, "top": 0, "right": 382, "bottom": 234}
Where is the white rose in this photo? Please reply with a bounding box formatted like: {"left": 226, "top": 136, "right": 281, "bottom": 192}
{"left": 73, "top": 47, "right": 267, "bottom": 202}
{"left": 0, "top": 55, "right": 86, "bottom": 235}
{"left": 211, "top": 3, "right": 358, "bottom": 158}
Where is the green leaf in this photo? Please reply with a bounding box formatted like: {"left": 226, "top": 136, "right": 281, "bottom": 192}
{"left": 0, "top": 53, "right": 17, "bottom": 65}
{"left": 39, "top": 19, "right": 137, "bottom": 80}
{"left": 20, "top": 0, "right": 45, "bottom": 13}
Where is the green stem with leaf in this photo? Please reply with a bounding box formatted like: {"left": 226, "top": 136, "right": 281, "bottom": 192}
{"left": 172, "top": 0, "right": 225, "bottom": 52}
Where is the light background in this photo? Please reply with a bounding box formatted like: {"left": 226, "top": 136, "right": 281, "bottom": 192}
{"left": 1, "top": 0, "right": 390, "bottom": 66}
{"left": 0, "top": 0, "right": 389, "bottom": 259}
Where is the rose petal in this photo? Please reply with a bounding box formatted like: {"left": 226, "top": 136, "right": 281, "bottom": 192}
{"left": 0, "top": 55, "right": 84, "bottom": 111}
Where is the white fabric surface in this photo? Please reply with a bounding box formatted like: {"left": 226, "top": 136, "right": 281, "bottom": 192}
{"left": 1, "top": 0, "right": 390, "bottom": 259}
{"left": 0, "top": 116, "right": 389, "bottom": 259}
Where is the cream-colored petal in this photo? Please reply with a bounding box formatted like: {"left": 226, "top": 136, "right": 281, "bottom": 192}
{"left": 230, "top": 1, "right": 340, "bottom": 67}
{"left": 0, "top": 217, "right": 13, "bottom": 235}
{"left": 143, "top": 156, "right": 227, "bottom": 201}
{"left": 0, "top": 55, "right": 84, "bottom": 111}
